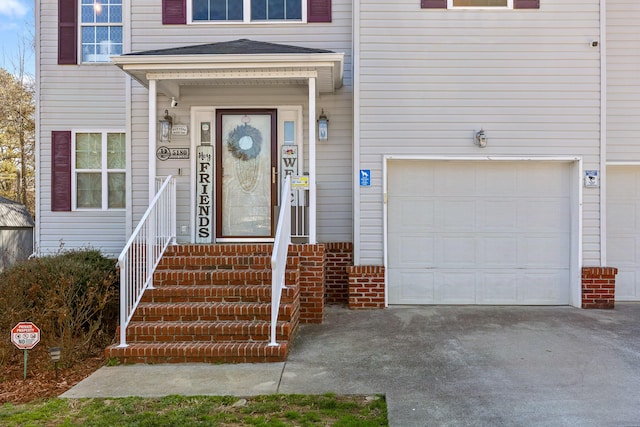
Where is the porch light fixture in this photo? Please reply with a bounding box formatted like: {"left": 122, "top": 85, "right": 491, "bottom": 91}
{"left": 49, "top": 347, "right": 62, "bottom": 380}
{"left": 475, "top": 129, "right": 487, "bottom": 148}
{"left": 317, "top": 109, "right": 329, "bottom": 141}
{"left": 159, "top": 110, "right": 173, "bottom": 143}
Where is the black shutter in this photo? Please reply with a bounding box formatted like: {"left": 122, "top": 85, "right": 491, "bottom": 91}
{"left": 51, "top": 131, "right": 72, "bottom": 211}
{"left": 163, "top": 0, "right": 187, "bottom": 24}
{"left": 514, "top": 0, "right": 540, "bottom": 9}
{"left": 58, "top": 0, "right": 77, "bottom": 64}
{"left": 308, "top": 0, "right": 331, "bottom": 23}
{"left": 421, "top": 0, "right": 447, "bottom": 8}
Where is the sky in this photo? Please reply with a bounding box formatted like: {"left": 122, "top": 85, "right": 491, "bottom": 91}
{"left": 0, "top": 0, "right": 35, "bottom": 76}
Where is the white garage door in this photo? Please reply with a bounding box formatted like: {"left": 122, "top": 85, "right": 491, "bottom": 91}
{"left": 387, "top": 161, "right": 572, "bottom": 305}
{"left": 607, "top": 166, "right": 640, "bottom": 301}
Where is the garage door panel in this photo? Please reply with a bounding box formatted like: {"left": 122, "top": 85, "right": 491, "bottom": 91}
{"left": 481, "top": 237, "right": 518, "bottom": 267}
{"left": 615, "top": 271, "right": 639, "bottom": 301}
{"left": 389, "top": 198, "right": 435, "bottom": 230}
{"left": 480, "top": 200, "right": 518, "bottom": 231}
{"left": 607, "top": 166, "right": 640, "bottom": 301}
{"left": 607, "top": 236, "right": 636, "bottom": 265}
{"left": 478, "top": 272, "right": 518, "bottom": 304}
{"left": 439, "top": 200, "right": 477, "bottom": 230}
{"left": 441, "top": 236, "right": 477, "bottom": 267}
{"left": 389, "top": 235, "right": 435, "bottom": 267}
{"left": 519, "top": 199, "right": 570, "bottom": 231}
{"left": 520, "top": 272, "right": 569, "bottom": 305}
{"left": 388, "top": 160, "right": 572, "bottom": 305}
{"left": 607, "top": 202, "right": 637, "bottom": 231}
{"left": 438, "top": 272, "right": 476, "bottom": 304}
{"left": 518, "top": 164, "right": 569, "bottom": 197}
{"left": 389, "top": 270, "right": 436, "bottom": 304}
{"left": 520, "top": 235, "right": 570, "bottom": 268}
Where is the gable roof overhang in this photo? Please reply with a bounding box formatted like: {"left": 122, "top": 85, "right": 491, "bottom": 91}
{"left": 111, "top": 39, "right": 344, "bottom": 99}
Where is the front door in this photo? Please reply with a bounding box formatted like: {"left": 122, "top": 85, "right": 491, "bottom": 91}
{"left": 215, "top": 109, "right": 277, "bottom": 239}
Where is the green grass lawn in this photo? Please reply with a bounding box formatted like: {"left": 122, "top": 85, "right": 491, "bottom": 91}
{"left": 0, "top": 393, "right": 387, "bottom": 426}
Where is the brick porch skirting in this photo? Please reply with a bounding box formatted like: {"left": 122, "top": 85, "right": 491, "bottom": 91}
{"left": 582, "top": 267, "right": 618, "bottom": 309}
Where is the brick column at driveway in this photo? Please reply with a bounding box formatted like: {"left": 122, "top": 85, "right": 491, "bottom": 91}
{"left": 347, "top": 265, "right": 385, "bottom": 309}
{"left": 582, "top": 267, "right": 618, "bottom": 309}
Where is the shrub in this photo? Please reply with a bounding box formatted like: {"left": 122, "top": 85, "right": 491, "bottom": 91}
{"left": 0, "top": 249, "right": 118, "bottom": 368}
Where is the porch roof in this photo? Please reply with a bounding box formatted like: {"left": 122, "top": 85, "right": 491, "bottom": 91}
{"left": 111, "top": 39, "right": 344, "bottom": 98}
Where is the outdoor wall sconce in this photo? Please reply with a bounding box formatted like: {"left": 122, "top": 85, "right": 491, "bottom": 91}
{"left": 49, "top": 347, "right": 62, "bottom": 380}
{"left": 159, "top": 110, "right": 173, "bottom": 143}
{"left": 475, "top": 129, "right": 487, "bottom": 148}
{"left": 318, "top": 109, "right": 329, "bottom": 141}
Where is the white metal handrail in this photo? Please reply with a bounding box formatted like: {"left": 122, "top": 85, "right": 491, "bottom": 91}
{"left": 270, "top": 175, "right": 292, "bottom": 346}
{"left": 117, "top": 175, "right": 176, "bottom": 347}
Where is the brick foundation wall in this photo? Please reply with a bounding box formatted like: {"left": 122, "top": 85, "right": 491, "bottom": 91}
{"left": 582, "top": 267, "right": 618, "bottom": 309}
{"left": 347, "top": 265, "right": 385, "bottom": 309}
{"left": 290, "top": 244, "right": 325, "bottom": 323}
{"left": 324, "top": 242, "right": 353, "bottom": 304}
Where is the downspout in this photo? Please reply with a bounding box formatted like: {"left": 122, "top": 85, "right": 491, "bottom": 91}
{"left": 352, "top": 0, "right": 361, "bottom": 264}
{"left": 600, "top": 0, "right": 607, "bottom": 266}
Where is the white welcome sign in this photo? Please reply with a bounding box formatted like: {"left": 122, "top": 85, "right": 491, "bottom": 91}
{"left": 196, "top": 145, "right": 213, "bottom": 243}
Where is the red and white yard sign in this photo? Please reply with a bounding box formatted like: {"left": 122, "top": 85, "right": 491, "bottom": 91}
{"left": 11, "top": 322, "right": 40, "bottom": 350}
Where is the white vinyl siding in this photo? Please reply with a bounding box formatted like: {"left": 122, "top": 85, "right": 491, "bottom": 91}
{"left": 606, "top": 0, "right": 640, "bottom": 162}
{"left": 357, "top": 0, "right": 601, "bottom": 266}
{"left": 37, "top": 0, "right": 129, "bottom": 256}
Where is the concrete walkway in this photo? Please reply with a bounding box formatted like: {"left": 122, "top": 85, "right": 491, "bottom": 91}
{"left": 62, "top": 304, "right": 640, "bottom": 426}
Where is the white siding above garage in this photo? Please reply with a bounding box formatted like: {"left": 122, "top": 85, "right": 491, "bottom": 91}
{"left": 385, "top": 158, "right": 582, "bottom": 306}
{"left": 355, "top": 0, "right": 602, "bottom": 268}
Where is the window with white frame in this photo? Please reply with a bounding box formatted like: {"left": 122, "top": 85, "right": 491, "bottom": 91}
{"left": 81, "top": 0, "right": 123, "bottom": 63}
{"left": 74, "top": 131, "right": 126, "bottom": 210}
{"left": 192, "top": 0, "right": 303, "bottom": 22}
{"left": 450, "top": 0, "right": 511, "bottom": 7}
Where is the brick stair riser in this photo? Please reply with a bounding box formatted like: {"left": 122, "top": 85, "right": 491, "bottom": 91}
{"left": 157, "top": 255, "right": 299, "bottom": 270}
{"left": 130, "top": 303, "right": 294, "bottom": 323}
{"left": 117, "top": 321, "right": 291, "bottom": 343}
{"left": 153, "top": 270, "right": 299, "bottom": 287}
{"left": 140, "top": 285, "right": 299, "bottom": 304}
{"left": 105, "top": 342, "right": 288, "bottom": 364}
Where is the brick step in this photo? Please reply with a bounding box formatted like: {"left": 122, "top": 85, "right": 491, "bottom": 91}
{"left": 131, "top": 302, "right": 294, "bottom": 323}
{"left": 141, "top": 284, "right": 299, "bottom": 304}
{"left": 105, "top": 341, "right": 289, "bottom": 364}
{"left": 153, "top": 269, "right": 299, "bottom": 287}
{"left": 164, "top": 244, "right": 274, "bottom": 258}
{"left": 121, "top": 320, "right": 291, "bottom": 343}
{"left": 157, "top": 255, "right": 273, "bottom": 270}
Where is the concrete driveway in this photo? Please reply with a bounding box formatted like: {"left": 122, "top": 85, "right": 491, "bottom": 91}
{"left": 282, "top": 304, "right": 640, "bottom": 426}
{"left": 63, "top": 304, "right": 640, "bottom": 426}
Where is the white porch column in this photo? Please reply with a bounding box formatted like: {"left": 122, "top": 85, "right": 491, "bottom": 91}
{"left": 308, "top": 77, "right": 317, "bottom": 243}
{"left": 148, "top": 79, "right": 157, "bottom": 202}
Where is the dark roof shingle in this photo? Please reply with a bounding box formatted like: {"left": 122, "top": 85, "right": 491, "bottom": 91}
{"left": 124, "top": 39, "right": 334, "bottom": 57}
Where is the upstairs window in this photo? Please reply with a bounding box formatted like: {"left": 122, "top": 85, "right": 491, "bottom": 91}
{"left": 81, "top": 0, "right": 123, "bottom": 63}
{"left": 451, "top": 0, "right": 510, "bottom": 6}
{"left": 192, "top": 0, "right": 303, "bottom": 22}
